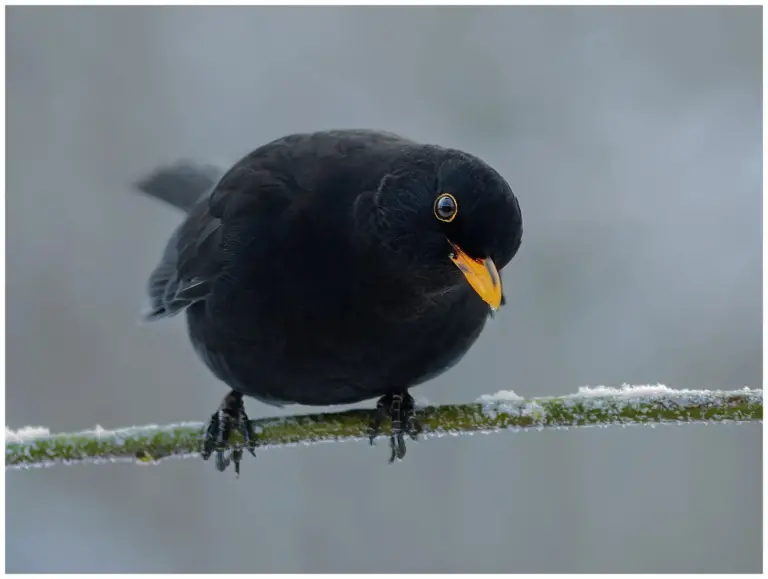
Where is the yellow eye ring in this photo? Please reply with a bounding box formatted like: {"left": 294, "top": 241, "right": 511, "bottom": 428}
{"left": 434, "top": 193, "right": 458, "bottom": 223}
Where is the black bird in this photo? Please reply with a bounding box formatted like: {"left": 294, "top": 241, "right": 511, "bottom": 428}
{"left": 136, "top": 129, "right": 522, "bottom": 474}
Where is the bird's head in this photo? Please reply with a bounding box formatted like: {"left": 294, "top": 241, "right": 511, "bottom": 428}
{"left": 357, "top": 147, "right": 523, "bottom": 311}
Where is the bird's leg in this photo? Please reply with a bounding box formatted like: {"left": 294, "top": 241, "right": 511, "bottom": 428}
{"left": 368, "top": 390, "right": 423, "bottom": 463}
{"left": 201, "top": 390, "right": 256, "bottom": 477}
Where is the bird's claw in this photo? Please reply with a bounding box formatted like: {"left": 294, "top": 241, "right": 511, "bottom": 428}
{"left": 368, "top": 391, "right": 422, "bottom": 463}
{"left": 201, "top": 391, "right": 256, "bottom": 476}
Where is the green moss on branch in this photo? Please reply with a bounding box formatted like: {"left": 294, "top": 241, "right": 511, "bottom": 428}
{"left": 6, "top": 387, "right": 762, "bottom": 470}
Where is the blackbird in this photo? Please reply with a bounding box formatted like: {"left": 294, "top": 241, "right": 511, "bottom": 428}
{"left": 136, "top": 129, "right": 522, "bottom": 474}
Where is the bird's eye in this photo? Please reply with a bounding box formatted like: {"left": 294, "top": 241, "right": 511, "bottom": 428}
{"left": 434, "top": 193, "right": 458, "bottom": 223}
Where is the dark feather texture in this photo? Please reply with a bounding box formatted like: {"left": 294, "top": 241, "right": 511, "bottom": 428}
{"left": 138, "top": 130, "right": 522, "bottom": 407}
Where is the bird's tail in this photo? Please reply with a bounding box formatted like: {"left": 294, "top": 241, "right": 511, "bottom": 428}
{"left": 134, "top": 161, "right": 225, "bottom": 212}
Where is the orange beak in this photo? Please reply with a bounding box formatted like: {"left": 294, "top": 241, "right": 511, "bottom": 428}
{"left": 449, "top": 243, "right": 503, "bottom": 311}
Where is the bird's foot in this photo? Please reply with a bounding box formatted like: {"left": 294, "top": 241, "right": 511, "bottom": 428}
{"left": 368, "top": 391, "right": 423, "bottom": 463}
{"left": 201, "top": 391, "right": 256, "bottom": 477}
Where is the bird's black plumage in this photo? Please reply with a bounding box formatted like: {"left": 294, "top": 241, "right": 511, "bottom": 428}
{"left": 137, "top": 129, "right": 522, "bottom": 471}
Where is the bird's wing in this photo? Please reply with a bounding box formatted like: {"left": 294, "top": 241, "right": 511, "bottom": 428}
{"left": 143, "top": 198, "right": 224, "bottom": 321}
{"left": 143, "top": 160, "right": 295, "bottom": 321}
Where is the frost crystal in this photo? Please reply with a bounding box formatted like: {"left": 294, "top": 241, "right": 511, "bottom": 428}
{"left": 5, "top": 426, "right": 50, "bottom": 442}
{"left": 476, "top": 389, "right": 524, "bottom": 403}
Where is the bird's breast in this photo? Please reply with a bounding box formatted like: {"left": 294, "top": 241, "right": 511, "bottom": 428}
{"left": 196, "top": 272, "right": 488, "bottom": 405}
{"left": 196, "top": 228, "right": 490, "bottom": 404}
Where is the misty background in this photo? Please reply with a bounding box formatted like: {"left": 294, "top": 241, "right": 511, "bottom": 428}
{"left": 5, "top": 6, "right": 762, "bottom": 573}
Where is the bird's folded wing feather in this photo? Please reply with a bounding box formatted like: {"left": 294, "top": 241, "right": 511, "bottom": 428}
{"left": 143, "top": 159, "right": 297, "bottom": 321}
{"left": 143, "top": 199, "right": 224, "bottom": 321}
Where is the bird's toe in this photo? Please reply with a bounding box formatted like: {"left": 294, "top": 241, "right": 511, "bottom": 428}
{"left": 368, "top": 391, "right": 420, "bottom": 463}
{"left": 201, "top": 391, "right": 256, "bottom": 476}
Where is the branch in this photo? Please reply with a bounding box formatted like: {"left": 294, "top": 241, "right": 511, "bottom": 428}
{"left": 5, "top": 386, "right": 762, "bottom": 470}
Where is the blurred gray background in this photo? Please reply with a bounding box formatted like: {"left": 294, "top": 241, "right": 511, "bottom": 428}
{"left": 6, "top": 6, "right": 762, "bottom": 573}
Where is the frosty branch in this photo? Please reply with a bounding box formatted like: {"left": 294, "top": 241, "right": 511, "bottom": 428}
{"left": 5, "top": 386, "right": 762, "bottom": 470}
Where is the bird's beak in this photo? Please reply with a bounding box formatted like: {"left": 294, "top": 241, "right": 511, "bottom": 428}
{"left": 449, "top": 243, "right": 503, "bottom": 311}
